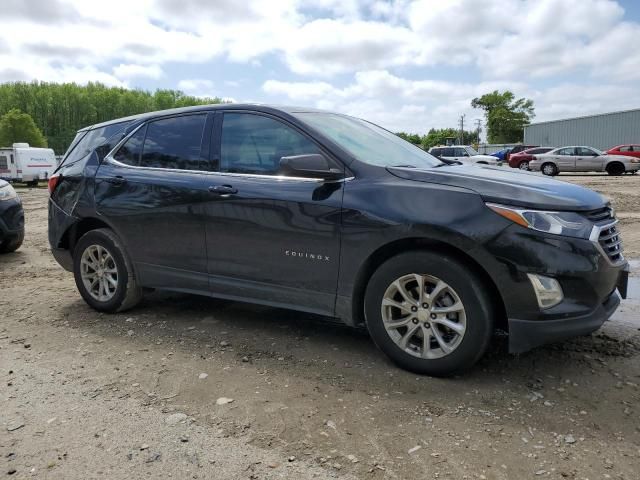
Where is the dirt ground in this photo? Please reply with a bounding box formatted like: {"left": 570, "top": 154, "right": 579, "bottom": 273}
{"left": 2, "top": 173, "right": 639, "bottom": 480}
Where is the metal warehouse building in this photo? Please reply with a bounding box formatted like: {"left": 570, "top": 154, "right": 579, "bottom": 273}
{"left": 524, "top": 108, "right": 640, "bottom": 151}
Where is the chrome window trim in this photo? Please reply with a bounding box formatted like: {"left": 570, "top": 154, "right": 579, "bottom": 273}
{"left": 589, "top": 220, "right": 625, "bottom": 266}
{"left": 103, "top": 121, "right": 353, "bottom": 184}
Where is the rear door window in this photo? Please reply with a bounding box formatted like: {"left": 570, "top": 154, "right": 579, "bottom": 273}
{"left": 139, "top": 115, "right": 207, "bottom": 170}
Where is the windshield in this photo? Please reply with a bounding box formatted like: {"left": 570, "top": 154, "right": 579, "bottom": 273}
{"left": 296, "top": 113, "right": 443, "bottom": 169}
{"left": 465, "top": 146, "right": 479, "bottom": 156}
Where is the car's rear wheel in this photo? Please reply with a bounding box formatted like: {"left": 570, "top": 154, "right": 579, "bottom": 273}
{"left": 541, "top": 163, "right": 557, "bottom": 176}
{"left": 0, "top": 229, "right": 24, "bottom": 254}
{"left": 73, "top": 228, "right": 142, "bottom": 313}
{"left": 606, "top": 162, "right": 625, "bottom": 176}
{"left": 518, "top": 161, "right": 530, "bottom": 171}
{"left": 364, "top": 251, "right": 494, "bottom": 376}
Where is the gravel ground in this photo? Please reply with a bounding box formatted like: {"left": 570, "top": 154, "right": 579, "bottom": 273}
{"left": 1, "top": 173, "right": 639, "bottom": 479}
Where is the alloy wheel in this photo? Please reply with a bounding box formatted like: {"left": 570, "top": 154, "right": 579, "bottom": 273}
{"left": 542, "top": 164, "right": 555, "bottom": 175}
{"left": 80, "top": 244, "right": 118, "bottom": 302}
{"left": 381, "top": 274, "right": 466, "bottom": 359}
{"left": 519, "top": 162, "right": 529, "bottom": 170}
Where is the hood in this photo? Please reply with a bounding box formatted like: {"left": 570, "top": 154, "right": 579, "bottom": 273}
{"left": 0, "top": 179, "right": 8, "bottom": 188}
{"left": 387, "top": 165, "right": 607, "bottom": 211}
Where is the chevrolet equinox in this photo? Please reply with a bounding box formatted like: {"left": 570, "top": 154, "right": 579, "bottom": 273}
{"left": 48, "top": 105, "right": 629, "bottom": 376}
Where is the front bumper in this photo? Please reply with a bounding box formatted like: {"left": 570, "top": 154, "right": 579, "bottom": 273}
{"left": 508, "top": 288, "right": 621, "bottom": 353}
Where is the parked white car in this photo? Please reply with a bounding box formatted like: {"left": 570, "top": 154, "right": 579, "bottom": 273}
{"left": 529, "top": 146, "right": 640, "bottom": 176}
{"left": 428, "top": 146, "right": 502, "bottom": 166}
{"left": 0, "top": 143, "right": 57, "bottom": 185}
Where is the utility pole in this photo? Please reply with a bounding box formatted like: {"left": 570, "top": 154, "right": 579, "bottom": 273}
{"left": 474, "top": 118, "right": 482, "bottom": 144}
{"left": 458, "top": 114, "right": 465, "bottom": 145}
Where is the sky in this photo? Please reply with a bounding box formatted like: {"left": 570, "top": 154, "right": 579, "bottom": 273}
{"left": 1, "top": 0, "right": 639, "bottom": 137}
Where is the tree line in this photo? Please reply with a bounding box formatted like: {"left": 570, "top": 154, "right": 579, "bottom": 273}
{"left": 397, "top": 90, "right": 535, "bottom": 148}
{"left": 0, "top": 81, "right": 224, "bottom": 154}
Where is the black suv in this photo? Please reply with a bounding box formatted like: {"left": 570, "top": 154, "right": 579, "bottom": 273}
{"left": 48, "top": 105, "right": 629, "bottom": 376}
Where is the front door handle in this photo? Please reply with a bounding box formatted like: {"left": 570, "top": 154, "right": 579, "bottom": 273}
{"left": 208, "top": 184, "right": 238, "bottom": 196}
{"left": 106, "top": 175, "right": 126, "bottom": 186}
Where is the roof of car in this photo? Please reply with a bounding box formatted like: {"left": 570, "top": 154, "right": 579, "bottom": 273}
{"left": 80, "top": 104, "right": 333, "bottom": 132}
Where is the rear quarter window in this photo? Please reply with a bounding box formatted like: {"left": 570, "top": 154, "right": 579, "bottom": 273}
{"left": 61, "top": 121, "right": 132, "bottom": 167}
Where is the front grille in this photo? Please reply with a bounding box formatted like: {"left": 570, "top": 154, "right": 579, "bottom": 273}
{"left": 597, "top": 223, "right": 624, "bottom": 264}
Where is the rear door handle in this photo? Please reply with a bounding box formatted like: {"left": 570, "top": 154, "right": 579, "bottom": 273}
{"left": 208, "top": 184, "right": 238, "bottom": 196}
{"left": 106, "top": 175, "right": 126, "bottom": 186}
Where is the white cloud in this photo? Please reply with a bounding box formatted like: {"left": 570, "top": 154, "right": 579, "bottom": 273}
{"left": 178, "top": 79, "right": 214, "bottom": 92}
{"left": 0, "top": 0, "right": 638, "bottom": 134}
{"left": 113, "top": 64, "right": 163, "bottom": 79}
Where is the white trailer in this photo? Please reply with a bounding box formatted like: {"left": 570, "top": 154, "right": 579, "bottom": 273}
{"left": 0, "top": 143, "right": 56, "bottom": 185}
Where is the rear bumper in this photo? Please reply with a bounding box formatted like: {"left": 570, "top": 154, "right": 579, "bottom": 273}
{"left": 508, "top": 290, "right": 620, "bottom": 353}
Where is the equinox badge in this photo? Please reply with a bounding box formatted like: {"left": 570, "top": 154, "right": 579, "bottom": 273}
{"left": 285, "top": 250, "right": 330, "bottom": 261}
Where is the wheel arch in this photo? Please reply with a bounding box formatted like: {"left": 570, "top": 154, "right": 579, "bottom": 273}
{"left": 58, "top": 216, "right": 116, "bottom": 253}
{"left": 349, "top": 237, "right": 507, "bottom": 330}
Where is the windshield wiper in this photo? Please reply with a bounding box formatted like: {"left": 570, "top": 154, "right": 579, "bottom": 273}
{"left": 391, "top": 164, "right": 417, "bottom": 168}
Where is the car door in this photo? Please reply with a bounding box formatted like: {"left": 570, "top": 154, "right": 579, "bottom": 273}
{"left": 95, "top": 113, "right": 214, "bottom": 292}
{"left": 553, "top": 147, "right": 576, "bottom": 172}
{"left": 202, "top": 111, "right": 345, "bottom": 316}
{"left": 575, "top": 147, "right": 603, "bottom": 172}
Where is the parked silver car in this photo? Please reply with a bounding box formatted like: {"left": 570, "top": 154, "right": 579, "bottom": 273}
{"left": 530, "top": 146, "right": 640, "bottom": 176}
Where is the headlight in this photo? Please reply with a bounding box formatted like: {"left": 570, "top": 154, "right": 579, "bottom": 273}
{"left": 630, "top": 158, "right": 639, "bottom": 163}
{"left": 0, "top": 183, "right": 18, "bottom": 201}
{"left": 487, "top": 203, "right": 593, "bottom": 239}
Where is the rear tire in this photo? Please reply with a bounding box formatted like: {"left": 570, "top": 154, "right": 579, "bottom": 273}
{"left": 518, "top": 161, "right": 530, "bottom": 171}
{"left": 73, "top": 228, "right": 142, "bottom": 313}
{"left": 0, "top": 229, "right": 24, "bottom": 253}
{"left": 364, "top": 251, "right": 494, "bottom": 376}
{"left": 606, "top": 162, "right": 624, "bottom": 176}
{"left": 541, "top": 163, "right": 557, "bottom": 176}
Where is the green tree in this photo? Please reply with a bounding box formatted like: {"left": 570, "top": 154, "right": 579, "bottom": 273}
{"left": 0, "top": 108, "right": 48, "bottom": 147}
{"left": 420, "top": 128, "right": 479, "bottom": 150}
{"left": 471, "top": 90, "right": 534, "bottom": 143}
{"left": 0, "top": 81, "right": 226, "bottom": 153}
{"left": 396, "top": 132, "right": 422, "bottom": 145}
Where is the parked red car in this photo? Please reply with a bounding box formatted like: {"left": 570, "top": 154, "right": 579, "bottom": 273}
{"left": 508, "top": 147, "right": 554, "bottom": 170}
{"left": 606, "top": 145, "right": 640, "bottom": 159}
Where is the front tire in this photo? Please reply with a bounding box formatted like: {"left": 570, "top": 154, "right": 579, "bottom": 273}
{"left": 518, "top": 161, "right": 530, "bottom": 171}
{"left": 73, "top": 228, "right": 142, "bottom": 313}
{"left": 364, "top": 251, "right": 494, "bottom": 376}
{"left": 606, "top": 162, "right": 624, "bottom": 176}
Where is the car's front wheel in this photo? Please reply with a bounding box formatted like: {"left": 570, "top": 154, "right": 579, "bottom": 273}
{"left": 606, "top": 162, "right": 625, "bottom": 176}
{"left": 518, "top": 161, "right": 530, "bottom": 171}
{"left": 73, "top": 228, "right": 142, "bottom": 313}
{"left": 364, "top": 251, "right": 494, "bottom": 376}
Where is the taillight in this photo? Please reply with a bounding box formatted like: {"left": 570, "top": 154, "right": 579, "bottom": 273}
{"left": 531, "top": 156, "right": 537, "bottom": 161}
{"left": 48, "top": 174, "right": 61, "bottom": 194}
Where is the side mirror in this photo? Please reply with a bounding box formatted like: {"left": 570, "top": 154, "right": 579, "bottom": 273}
{"left": 279, "top": 154, "right": 343, "bottom": 181}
